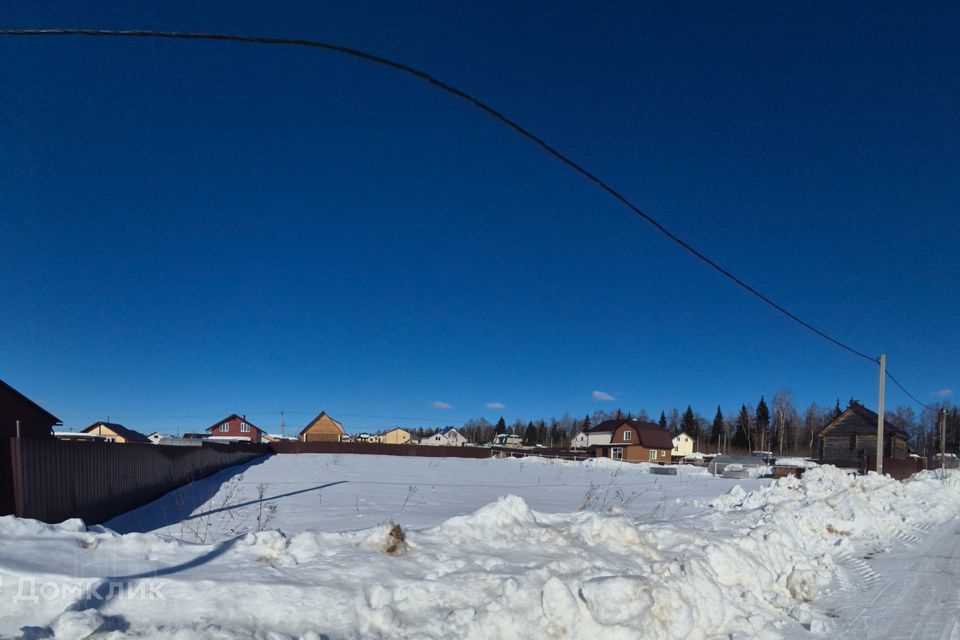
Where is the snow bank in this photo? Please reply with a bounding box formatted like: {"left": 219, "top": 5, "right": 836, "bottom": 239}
{"left": 2, "top": 467, "right": 958, "bottom": 639}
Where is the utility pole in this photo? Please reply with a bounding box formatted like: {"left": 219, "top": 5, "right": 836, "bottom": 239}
{"left": 940, "top": 407, "right": 947, "bottom": 477}
{"left": 876, "top": 353, "right": 886, "bottom": 475}
{"left": 280, "top": 411, "right": 286, "bottom": 439}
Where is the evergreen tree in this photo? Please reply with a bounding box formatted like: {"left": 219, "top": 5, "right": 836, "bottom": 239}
{"left": 523, "top": 421, "right": 538, "bottom": 446}
{"left": 710, "top": 405, "right": 724, "bottom": 446}
{"left": 582, "top": 414, "right": 592, "bottom": 433}
{"left": 833, "top": 398, "right": 842, "bottom": 419}
{"left": 680, "top": 405, "right": 697, "bottom": 437}
{"left": 755, "top": 396, "right": 770, "bottom": 450}
{"left": 537, "top": 420, "right": 547, "bottom": 445}
{"left": 495, "top": 417, "right": 507, "bottom": 436}
{"left": 549, "top": 419, "right": 560, "bottom": 448}
{"left": 658, "top": 411, "right": 667, "bottom": 429}
{"left": 733, "top": 404, "right": 751, "bottom": 450}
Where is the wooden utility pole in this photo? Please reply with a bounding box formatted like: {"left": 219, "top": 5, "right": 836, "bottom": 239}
{"left": 875, "top": 354, "right": 886, "bottom": 475}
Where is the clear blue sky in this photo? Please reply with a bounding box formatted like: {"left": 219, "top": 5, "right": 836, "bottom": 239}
{"left": 1, "top": 2, "right": 957, "bottom": 434}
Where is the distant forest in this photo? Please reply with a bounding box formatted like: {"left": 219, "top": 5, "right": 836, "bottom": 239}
{"left": 404, "top": 390, "right": 959, "bottom": 456}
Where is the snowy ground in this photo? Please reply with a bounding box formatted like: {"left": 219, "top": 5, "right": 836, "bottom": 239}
{"left": 105, "top": 454, "right": 766, "bottom": 540}
{"left": 0, "top": 454, "right": 958, "bottom": 639}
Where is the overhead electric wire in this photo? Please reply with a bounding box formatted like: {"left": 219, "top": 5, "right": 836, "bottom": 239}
{"left": 0, "top": 28, "right": 938, "bottom": 409}
{"left": 885, "top": 371, "right": 933, "bottom": 411}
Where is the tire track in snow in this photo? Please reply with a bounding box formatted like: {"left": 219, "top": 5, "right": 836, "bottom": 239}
{"left": 834, "top": 520, "right": 960, "bottom": 640}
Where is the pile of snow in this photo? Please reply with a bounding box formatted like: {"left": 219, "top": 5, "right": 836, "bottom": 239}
{"left": 2, "top": 465, "right": 959, "bottom": 638}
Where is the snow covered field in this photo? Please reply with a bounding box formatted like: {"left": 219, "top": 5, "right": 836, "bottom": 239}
{"left": 1, "top": 454, "right": 958, "bottom": 639}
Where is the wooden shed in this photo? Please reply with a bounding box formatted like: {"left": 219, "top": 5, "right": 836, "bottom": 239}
{"left": 299, "top": 412, "right": 346, "bottom": 443}
{"left": 816, "top": 403, "right": 910, "bottom": 463}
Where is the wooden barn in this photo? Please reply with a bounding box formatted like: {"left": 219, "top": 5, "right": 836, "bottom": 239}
{"left": 816, "top": 403, "right": 910, "bottom": 463}
{"left": 299, "top": 412, "right": 346, "bottom": 443}
{"left": 590, "top": 419, "right": 674, "bottom": 464}
{"left": 0, "top": 379, "right": 60, "bottom": 439}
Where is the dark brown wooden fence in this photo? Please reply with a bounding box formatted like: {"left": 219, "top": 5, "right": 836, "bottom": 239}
{"left": 0, "top": 437, "right": 12, "bottom": 516}
{"left": 824, "top": 456, "right": 927, "bottom": 480}
{"left": 270, "top": 440, "right": 491, "bottom": 458}
{"left": 4, "top": 438, "right": 270, "bottom": 524}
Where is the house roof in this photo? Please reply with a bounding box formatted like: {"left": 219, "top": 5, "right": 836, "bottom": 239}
{"left": 590, "top": 419, "right": 675, "bottom": 449}
{"left": 440, "top": 426, "right": 461, "bottom": 435}
{"left": 206, "top": 414, "right": 262, "bottom": 433}
{"left": 0, "top": 379, "right": 62, "bottom": 425}
{"left": 818, "top": 404, "right": 909, "bottom": 440}
{"left": 299, "top": 411, "right": 344, "bottom": 436}
{"left": 83, "top": 422, "right": 151, "bottom": 443}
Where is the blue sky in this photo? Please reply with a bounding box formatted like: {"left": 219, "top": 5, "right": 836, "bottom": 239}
{"left": 1, "top": 2, "right": 957, "bottom": 434}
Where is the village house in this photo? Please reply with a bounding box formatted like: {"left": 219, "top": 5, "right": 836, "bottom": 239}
{"left": 816, "top": 402, "right": 910, "bottom": 463}
{"left": 672, "top": 432, "right": 695, "bottom": 459}
{"left": 491, "top": 433, "right": 523, "bottom": 447}
{"left": 378, "top": 428, "right": 411, "bottom": 445}
{"left": 0, "top": 379, "right": 60, "bottom": 438}
{"left": 206, "top": 414, "right": 265, "bottom": 444}
{"left": 299, "top": 412, "right": 346, "bottom": 443}
{"left": 80, "top": 422, "right": 151, "bottom": 444}
{"left": 420, "top": 426, "right": 468, "bottom": 447}
{"left": 571, "top": 422, "right": 619, "bottom": 449}
{"left": 588, "top": 419, "right": 674, "bottom": 464}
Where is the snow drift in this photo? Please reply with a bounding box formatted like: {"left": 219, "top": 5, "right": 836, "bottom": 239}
{"left": 1, "top": 466, "right": 958, "bottom": 639}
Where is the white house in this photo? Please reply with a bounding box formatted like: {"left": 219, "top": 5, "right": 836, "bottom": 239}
{"left": 147, "top": 431, "right": 166, "bottom": 444}
{"left": 420, "top": 427, "right": 468, "bottom": 447}
{"left": 570, "top": 423, "right": 617, "bottom": 449}
{"left": 672, "top": 432, "right": 694, "bottom": 458}
{"left": 491, "top": 433, "right": 522, "bottom": 447}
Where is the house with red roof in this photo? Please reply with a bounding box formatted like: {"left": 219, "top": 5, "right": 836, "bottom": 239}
{"left": 581, "top": 419, "right": 674, "bottom": 464}
{"left": 206, "top": 414, "right": 265, "bottom": 444}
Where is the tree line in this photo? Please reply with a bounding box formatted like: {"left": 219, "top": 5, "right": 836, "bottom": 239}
{"left": 448, "top": 391, "right": 958, "bottom": 456}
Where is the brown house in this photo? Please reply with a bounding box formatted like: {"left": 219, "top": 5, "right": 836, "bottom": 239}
{"left": 591, "top": 419, "right": 674, "bottom": 464}
{"left": 299, "top": 412, "right": 345, "bottom": 442}
{"left": 0, "top": 379, "right": 60, "bottom": 438}
{"left": 206, "top": 414, "right": 265, "bottom": 443}
{"left": 81, "top": 422, "right": 151, "bottom": 444}
{"left": 816, "top": 403, "right": 910, "bottom": 463}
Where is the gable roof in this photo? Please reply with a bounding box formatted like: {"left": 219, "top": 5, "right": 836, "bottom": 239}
{"left": 630, "top": 422, "right": 675, "bottom": 449}
{"left": 589, "top": 419, "right": 675, "bottom": 449}
{"left": 205, "top": 414, "right": 263, "bottom": 433}
{"left": 819, "top": 404, "right": 909, "bottom": 439}
{"left": 0, "top": 379, "right": 62, "bottom": 425}
{"left": 440, "top": 426, "right": 461, "bottom": 435}
{"left": 83, "top": 422, "right": 151, "bottom": 443}
{"left": 298, "top": 411, "right": 344, "bottom": 436}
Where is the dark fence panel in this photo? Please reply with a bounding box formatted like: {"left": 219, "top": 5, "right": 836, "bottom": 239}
{"left": 0, "top": 437, "right": 12, "bottom": 515}
{"left": 824, "top": 456, "right": 926, "bottom": 480}
{"left": 271, "top": 441, "right": 490, "bottom": 458}
{"left": 489, "top": 447, "right": 592, "bottom": 461}
{"left": 8, "top": 438, "right": 270, "bottom": 524}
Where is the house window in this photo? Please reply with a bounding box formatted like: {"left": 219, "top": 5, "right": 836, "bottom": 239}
{"left": 240, "top": 423, "right": 250, "bottom": 433}
{"left": 649, "top": 449, "right": 657, "bottom": 460}
{"left": 220, "top": 423, "right": 229, "bottom": 432}
{"left": 623, "top": 430, "right": 632, "bottom": 441}
{"left": 611, "top": 447, "right": 623, "bottom": 461}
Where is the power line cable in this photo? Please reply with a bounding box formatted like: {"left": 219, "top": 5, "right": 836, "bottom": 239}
{"left": 0, "top": 27, "right": 878, "bottom": 363}
{"left": 0, "top": 28, "right": 938, "bottom": 409}
{"left": 885, "top": 370, "right": 933, "bottom": 411}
